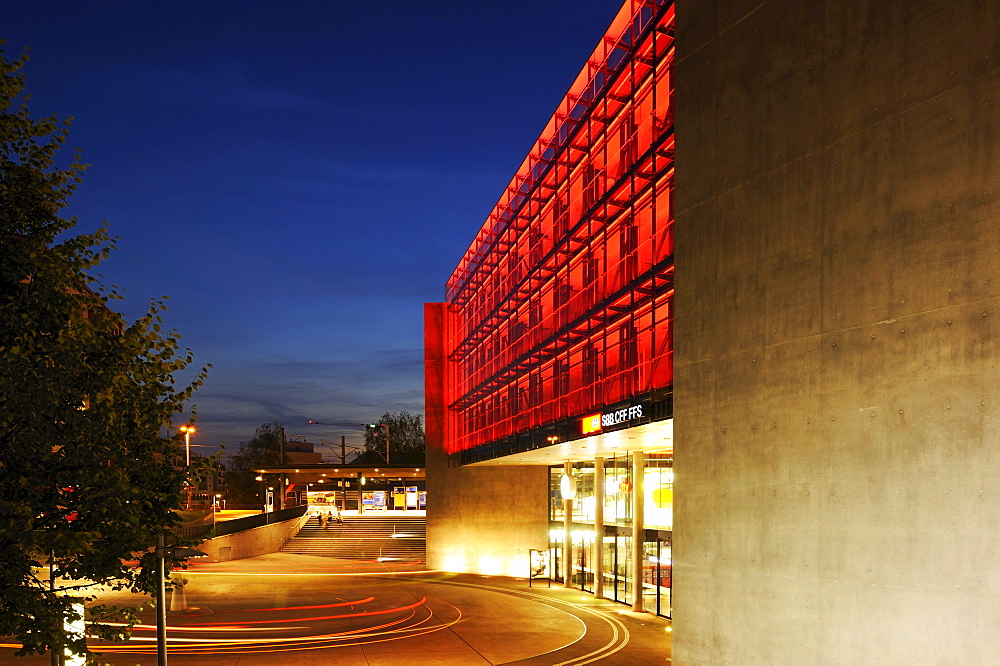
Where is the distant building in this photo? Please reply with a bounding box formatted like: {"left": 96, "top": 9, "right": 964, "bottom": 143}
{"left": 186, "top": 451, "right": 225, "bottom": 508}
{"left": 426, "top": 0, "right": 675, "bottom": 618}
{"left": 283, "top": 439, "right": 323, "bottom": 465}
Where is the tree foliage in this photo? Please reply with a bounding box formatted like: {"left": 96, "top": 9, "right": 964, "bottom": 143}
{"left": 0, "top": 46, "right": 209, "bottom": 656}
{"left": 224, "top": 420, "right": 284, "bottom": 505}
{"left": 357, "top": 411, "right": 425, "bottom": 465}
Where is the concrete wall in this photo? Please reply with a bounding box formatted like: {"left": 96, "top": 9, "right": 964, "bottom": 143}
{"left": 673, "top": 1, "right": 1000, "bottom": 662}
{"left": 424, "top": 303, "right": 550, "bottom": 576}
{"left": 198, "top": 512, "right": 309, "bottom": 563}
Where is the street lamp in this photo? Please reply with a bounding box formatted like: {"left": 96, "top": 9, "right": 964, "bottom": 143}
{"left": 178, "top": 425, "right": 195, "bottom": 466}
{"left": 178, "top": 425, "right": 195, "bottom": 510}
{"left": 213, "top": 494, "right": 221, "bottom": 530}
{"left": 255, "top": 475, "right": 265, "bottom": 514}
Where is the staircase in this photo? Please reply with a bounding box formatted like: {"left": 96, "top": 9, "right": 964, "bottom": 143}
{"left": 281, "top": 515, "right": 425, "bottom": 561}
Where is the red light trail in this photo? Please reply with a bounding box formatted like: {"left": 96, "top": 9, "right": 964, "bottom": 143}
{"left": 78, "top": 594, "right": 462, "bottom": 656}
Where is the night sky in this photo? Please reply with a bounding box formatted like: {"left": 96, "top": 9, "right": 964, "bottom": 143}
{"left": 5, "top": 1, "right": 620, "bottom": 454}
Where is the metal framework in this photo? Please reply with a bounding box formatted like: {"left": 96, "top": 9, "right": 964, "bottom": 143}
{"left": 443, "top": 0, "right": 675, "bottom": 455}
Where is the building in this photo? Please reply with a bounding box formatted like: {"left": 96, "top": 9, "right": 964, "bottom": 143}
{"left": 425, "top": 0, "right": 675, "bottom": 618}
{"left": 428, "top": 0, "right": 1000, "bottom": 660}
{"left": 673, "top": 0, "right": 1000, "bottom": 662}
{"left": 431, "top": 0, "right": 1000, "bottom": 660}
{"left": 187, "top": 451, "right": 225, "bottom": 508}
{"left": 283, "top": 438, "right": 323, "bottom": 465}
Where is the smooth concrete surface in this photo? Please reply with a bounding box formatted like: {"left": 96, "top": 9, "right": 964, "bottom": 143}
{"left": 198, "top": 511, "right": 309, "bottom": 562}
{"left": 674, "top": 0, "right": 1000, "bottom": 663}
{"left": 1, "top": 553, "right": 671, "bottom": 664}
{"left": 424, "top": 302, "right": 551, "bottom": 577}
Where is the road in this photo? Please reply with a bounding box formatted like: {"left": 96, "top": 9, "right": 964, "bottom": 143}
{"left": 1, "top": 553, "right": 672, "bottom": 664}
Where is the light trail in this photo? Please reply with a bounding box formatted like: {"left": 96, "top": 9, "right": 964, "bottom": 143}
{"left": 216, "top": 596, "right": 376, "bottom": 612}
{"left": 193, "top": 596, "right": 427, "bottom": 625}
{"left": 183, "top": 568, "right": 445, "bottom": 577}
{"left": 391, "top": 575, "right": 632, "bottom": 665}
{"left": 82, "top": 596, "right": 464, "bottom": 656}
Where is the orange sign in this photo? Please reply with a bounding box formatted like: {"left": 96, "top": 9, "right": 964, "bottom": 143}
{"left": 581, "top": 413, "right": 603, "bottom": 435}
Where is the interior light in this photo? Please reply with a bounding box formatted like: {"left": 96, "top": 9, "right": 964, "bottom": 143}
{"left": 560, "top": 473, "right": 577, "bottom": 500}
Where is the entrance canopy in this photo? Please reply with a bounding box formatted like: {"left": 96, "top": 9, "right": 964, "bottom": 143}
{"left": 250, "top": 464, "right": 425, "bottom": 483}
{"left": 466, "top": 419, "right": 673, "bottom": 466}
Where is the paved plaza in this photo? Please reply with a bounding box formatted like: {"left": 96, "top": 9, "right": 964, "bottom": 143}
{"left": 3, "top": 553, "right": 671, "bottom": 665}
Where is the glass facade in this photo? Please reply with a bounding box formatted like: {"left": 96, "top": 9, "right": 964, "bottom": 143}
{"left": 548, "top": 451, "right": 672, "bottom": 618}
{"left": 440, "top": 0, "right": 675, "bottom": 457}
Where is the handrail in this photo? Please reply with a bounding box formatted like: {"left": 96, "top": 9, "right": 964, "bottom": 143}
{"left": 213, "top": 504, "right": 309, "bottom": 537}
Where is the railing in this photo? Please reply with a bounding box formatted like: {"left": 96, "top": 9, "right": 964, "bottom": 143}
{"left": 212, "top": 505, "right": 309, "bottom": 538}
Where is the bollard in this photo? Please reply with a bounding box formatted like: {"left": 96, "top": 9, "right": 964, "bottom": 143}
{"left": 168, "top": 575, "right": 190, "bottom": 612}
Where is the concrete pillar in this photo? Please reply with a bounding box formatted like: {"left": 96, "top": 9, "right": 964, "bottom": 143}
{"left": 593, "top": 456, "right": 605, "bottom": 599}
{"left": 563, "top": 461, "right": 573, "bottom": 588}
{"left": 631, "top": 450, "right": 644, "bottom": 612}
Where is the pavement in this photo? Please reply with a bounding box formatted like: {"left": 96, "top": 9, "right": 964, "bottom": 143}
{"left": 1, "top": 553, "right": 672, "bottom": 665}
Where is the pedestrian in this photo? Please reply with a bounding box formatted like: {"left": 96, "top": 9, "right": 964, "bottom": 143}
{"left": 334, "top": 506, "right": 344, "bottom": 524}
{"left": 327, "top": 510, "right": 334, "bottom": 527}
{"left": 318, "top": 512, "right": 326, "bottom": 529}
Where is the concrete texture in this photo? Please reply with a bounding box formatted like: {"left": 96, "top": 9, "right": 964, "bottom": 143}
{"left": 424, "top": 303, "right": 550, "bottom": 577}
{"left": 1, "top": 553, "right": 672, "bottom": 664}
{"left": 198, "top": 511, "right": 309, "bottom": 562}
{"left": 673, "top": 0, "right": 1000, "bottom": 663}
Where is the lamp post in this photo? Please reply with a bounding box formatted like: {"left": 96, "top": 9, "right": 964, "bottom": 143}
{"left": 179, "top": 425, "right": 195, "bottom": 466}
{"left": 213, "top": 494, "right": 221, "bottom": 530}
{"left": 178, "top": 425, "right": 195, "bottom": 510}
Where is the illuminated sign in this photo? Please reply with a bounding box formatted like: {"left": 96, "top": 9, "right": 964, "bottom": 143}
{"left": 602, "top": 404, "right": 643, "bottom": 427}
{"left": 581, "top": 403, "right": 645, "bottom": 435}
{"left": 582, "top": 414, "right": 603, "bottom": 434}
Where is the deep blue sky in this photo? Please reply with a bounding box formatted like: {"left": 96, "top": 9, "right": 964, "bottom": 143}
{"left": 5, "top": 1, "right": 620, "bottom": 453}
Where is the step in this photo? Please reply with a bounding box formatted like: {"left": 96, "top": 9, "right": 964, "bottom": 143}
{"left": 282, "top": 516, "right": 426, "bottom": 560}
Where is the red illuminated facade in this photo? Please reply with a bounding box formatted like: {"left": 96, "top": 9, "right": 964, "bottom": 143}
{"left": 438, "top": 1, "right": 675, "bottom": 461}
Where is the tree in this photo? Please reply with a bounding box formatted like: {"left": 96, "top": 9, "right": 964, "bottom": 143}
{"left": 0, "top": 46, "right": 209, "bottom": 657}
{"left": 225, "top": 421, "right": 284, "bottom": 506}
{"left": 356, "top": 411, "right": 425, "bottom": 465}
